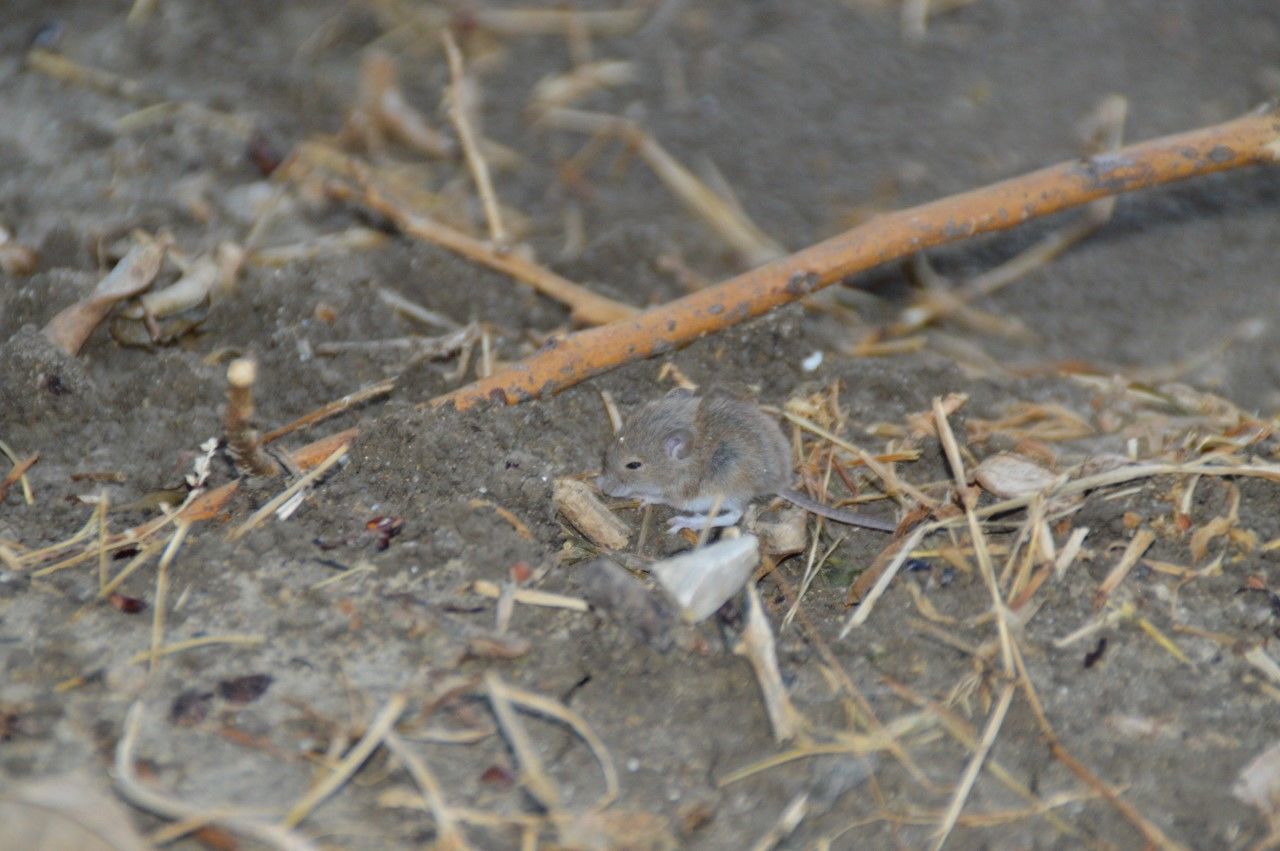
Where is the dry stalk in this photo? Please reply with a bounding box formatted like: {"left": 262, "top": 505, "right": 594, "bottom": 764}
{"left": 261, "top": 379, "right": 396, "bottom": 445}
{"left": 484, "top": 673, "right": 561, "bottom": 811}
{"left": 483, "top": 674, "right": 618, "bottom": 811}
{"left": 929, "top": 682, "right": 1016, "bottom": 851}
{"left": 298, "top": 150, "right": 636, "bottom": 325}
{"left": 228, "top": 445, "right": 348, "bottom": 541}
{"left": 442, "top": 31, "right": 507, "bottom": 247}
{"left": 0, "top": 451, "right": 38, "bottom": 505}
{"left": 434, "top": 105, "right": 1280, "bottom": 408}
{"left": 0, "top": 440, "right": 36, "bottom": 505}
{"left": 148, "top": 521, "right": 190, "bottom": 673}
{"left": 224, "top": 359, "right": 279, "bottom": 477}
{"left": 384, "top": 732, "right": 472, "bottom": 850}
{"left": 749, "top": 792, "right": 810, "bottom": 851}
{"left": 127, "top": 633, "right": 263, "bottom": 665}
{"left": 114, "top": 702, "right": 319, "bottom": 851}
{"left": 470, "top": 580, "right": 588, "bottom": 612}
{"left": 543, "top": 109, "right": 785, "bottom": 266}
{"left": 281, "top": 693, "right": 408, "bottom": 828}
{"left": 1093, "top": 528, "right": 1155, "bottom": 607}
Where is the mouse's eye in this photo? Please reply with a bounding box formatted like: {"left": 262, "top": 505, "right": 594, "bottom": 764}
{"left": 625, "top": 461, "right": 642, "bottom": 470}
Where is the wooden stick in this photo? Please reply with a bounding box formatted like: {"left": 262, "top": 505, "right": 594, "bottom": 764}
{"left": 431, "top": 106, "right": 1280, "bottom": 409}
{"left": 224, "top": 358, "right": 279, "bottom": 476}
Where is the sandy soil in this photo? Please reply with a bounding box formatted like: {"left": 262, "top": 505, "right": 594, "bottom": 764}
{"left": 3, "top": 1, "right": 1280, "bottom": 849}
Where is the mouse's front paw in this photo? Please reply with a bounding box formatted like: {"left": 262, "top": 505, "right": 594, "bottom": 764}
{"left": 666, "top": 509, "right": 743, "bottom": 534}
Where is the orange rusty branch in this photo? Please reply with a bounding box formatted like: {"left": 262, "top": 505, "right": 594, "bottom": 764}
{"left": 432, "top": 105, "right": 1280, "bottom": 410}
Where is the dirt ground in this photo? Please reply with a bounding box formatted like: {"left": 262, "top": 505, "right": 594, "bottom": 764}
{"left": 3, "top": 1, "right": 1280, "bottom": 849}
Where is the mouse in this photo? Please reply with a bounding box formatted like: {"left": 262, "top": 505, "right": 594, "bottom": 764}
{"left": 597, "top": 389, "right": 898, "bottom": 534}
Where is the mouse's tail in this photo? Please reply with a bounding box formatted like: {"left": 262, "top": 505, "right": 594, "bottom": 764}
{"left": 777, "top": 488, "right": 897, "bottom": 533}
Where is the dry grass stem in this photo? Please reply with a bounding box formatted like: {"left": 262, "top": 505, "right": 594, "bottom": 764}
{"left": 750, "top": 792, "right": 810, "bottom": 851}
{"left": 27, "top": 48, "right": 152, "bottom": 102}
{"left": 529, "top": 61, "right": 635, "bottom": 115}
{"left": 0, "top": 451, "right": 38, "bottom": 505}
{"left": 148, "top": 521, "right": 190, "bottom": 673}
{"left": 128, "top": 633, "right": 264, "bottom": 665}
{"left": 930, "top": 682, "right": 1016, "bottom": 850}
{"left": 314, "top": 326, "right": 477, "bottom": 359}
{"left": 483, "top": 673, "right": 562, "bottom": 811}
{"left": 484, "top": 674, "right": 619, "bottom": 811}
{"left": 261, "top": 380, "right": 397, "bottom": 445}
{"left": 437, "top": 105, "right": 1280, "bottom": 408}
{"left": 114, "top": 702, "right": 319, "bottom": 851}
{"left": 543, "top": 109, "right": 785, "bottom": 266}
{"left": 442, "top": 31, "right": 507, "bottom": 248}
{"left": 470, "top": 580, "right": 589, "bottom": 612}
{"left": 1093, "top": 528, "right": 1155, "bottom": 607}
{"left": 376, "top": 287, "right": 462, "bottom": 331}
{"left": 282, "top": 693, "right": 408, "bottom": 828}
{"left": 384, "top": 732, "right": 472, "bottom": 850}
{"left": 229, "top": 445, "right": 348, "bottom": 541}
{"left": 249, "top": 228, "right": 391, "bottom": 267}
{"left": 355, "top": 52, "right": 454, "bottom": 159}
{"left": 296, "top": 149, "right": 636, "bottom": 325}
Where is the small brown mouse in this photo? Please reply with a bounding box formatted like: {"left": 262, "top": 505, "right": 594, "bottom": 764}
{"left": 597, "top": 389, "right": 897, "bottom": 534}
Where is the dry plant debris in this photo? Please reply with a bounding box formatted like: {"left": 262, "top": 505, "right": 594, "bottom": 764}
{"left": 42, "top": 236, "right": 167, "bottom": 356}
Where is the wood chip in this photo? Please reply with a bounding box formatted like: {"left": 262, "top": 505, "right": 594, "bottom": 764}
{"left": 555, "top": 477, "right": 630, "bottom": 550}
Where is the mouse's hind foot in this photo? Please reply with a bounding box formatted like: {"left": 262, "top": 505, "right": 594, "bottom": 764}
{"left": 667, "top": 509, "right": 742, "bottom": 534}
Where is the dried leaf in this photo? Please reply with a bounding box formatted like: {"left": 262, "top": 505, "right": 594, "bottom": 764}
{"left": 43, "top": 239, "right": 165, "bottom": 355}
{"left": 972, "top": 452, "right": 1058, "bottom": 498}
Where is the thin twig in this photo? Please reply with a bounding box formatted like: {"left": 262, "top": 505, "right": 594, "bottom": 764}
{"left": 149, "top": 521, "right": 190, "bottom": 674}
{"left": 281, "top": 693, "right": 408, "bottom": 828}
{"left": 228, "top": 446, "right": 348, "bottom": 541}
{"left": 929, "top": 682, "right": 1016, "bottom": 850}
{"left": 442, "top": 32, "right": 507, "bottom": 248}
{"left": 114, "top": 702, "right": 319, "bottom": 851}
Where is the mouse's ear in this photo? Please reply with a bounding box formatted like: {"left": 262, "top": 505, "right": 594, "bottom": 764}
{"left": 663, "top": 428, "right": 693, "bottom": 460}
{"left": 665, "top": 387, "right": 695, "bottom": 399}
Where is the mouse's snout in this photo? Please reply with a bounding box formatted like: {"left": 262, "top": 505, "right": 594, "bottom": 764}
{"left": 596, "top": 472, "right": 625, "bottom": 497}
